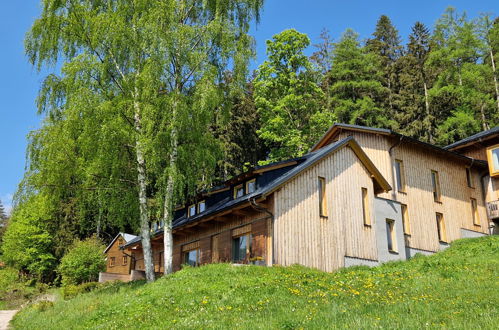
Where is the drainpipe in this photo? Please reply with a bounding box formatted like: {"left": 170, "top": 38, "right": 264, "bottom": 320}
{"left": 249, "top": 197, "right": 275, "bottom": 266}
{"left": 388, "top": 136, "right": 404, "bottom": 201}
{"left": 479, "top": 170, "right": 493, "bottom": 235}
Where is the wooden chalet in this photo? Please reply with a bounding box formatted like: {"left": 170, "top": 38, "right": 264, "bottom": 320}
{"left": 101, "top": 124, "right": 498, "bottom": 281}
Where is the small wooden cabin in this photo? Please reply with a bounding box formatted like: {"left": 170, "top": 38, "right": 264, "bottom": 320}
{"left": 100, "top": 124, "right": 497, "bottom": 281}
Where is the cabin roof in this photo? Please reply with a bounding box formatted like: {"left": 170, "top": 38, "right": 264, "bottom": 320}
{"left": 123, "top": 136, "right": 391, "bottom": 249}
{"left": 312, "top": 123, "right": 488, "bottom": 168}
{"left": 104, "top": 232, "right": 138, "bottom": 253}
{"left": 444, "top": 126, "right": 499, "bottom": 151}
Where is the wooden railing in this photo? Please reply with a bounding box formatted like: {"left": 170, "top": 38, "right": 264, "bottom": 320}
{"left": 487, "top": 200, "right": 499, "bottom": 220}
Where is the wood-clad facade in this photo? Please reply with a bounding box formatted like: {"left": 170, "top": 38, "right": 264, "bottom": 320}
{"left": 273, "top": 146, "right": 378, "bottom": 271}
{"left": 101, "top": 124, "right": 497, "bottom": 281}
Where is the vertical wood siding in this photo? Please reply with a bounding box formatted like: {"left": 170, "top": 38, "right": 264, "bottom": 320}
{"left": 338, "top": 131, "right": 488, "bottom": 252}
{"left": 273, "top": 146, "right": 378, "bottom": 272}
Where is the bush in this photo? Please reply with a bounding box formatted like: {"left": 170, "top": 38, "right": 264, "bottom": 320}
{"left": 58, "top": 236, "right": 106, "bottom": 286}
{"left": 62, "top": 282, "right": 100, "bottom": 300}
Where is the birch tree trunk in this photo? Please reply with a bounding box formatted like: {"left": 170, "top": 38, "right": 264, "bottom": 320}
{"left": 163, "top": 95, "right": 179, "bottom": 275}
{"left": 134, "top": 96, "right": 155, "bottom": 282}
{"left": 490, "top": 49, "right": 499, "bottom": 113}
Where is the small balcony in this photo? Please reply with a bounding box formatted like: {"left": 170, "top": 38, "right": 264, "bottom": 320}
{"left": 487, "top": 200, "right": 499, "bottom": 220}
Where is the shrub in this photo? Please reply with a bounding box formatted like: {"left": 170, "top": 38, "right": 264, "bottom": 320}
{"left": 62, "top": 282, "right": 100, "bottom": 300}
{"left": 58, "top": 236, "right": 106, "bottom": 286}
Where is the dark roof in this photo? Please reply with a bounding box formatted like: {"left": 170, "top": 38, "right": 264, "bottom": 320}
{"left": 445, "top": 126, "right": 499, "bottom": 150}
{"left": 123, "top": 136, "right": 391, "bottom": 249}
{"left": 312, "top": 123, "right": 488, "bottom": 168}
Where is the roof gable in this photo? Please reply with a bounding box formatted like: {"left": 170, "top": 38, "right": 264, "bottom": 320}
{"left": 104, "top": 232, "right": 138, "bottom": 253}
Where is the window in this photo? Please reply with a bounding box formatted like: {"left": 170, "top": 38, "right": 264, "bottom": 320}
{"left": 386, "top": 219, "right": 397, "bottom": 252}
{"left": 486, "top": 145, "right": 499, "bottom": 177}
{"left": 232, "top": 234, "right": 251, "bottom": 263}
{"left": 198, "top": 200, "right": 206, "bottom": 213}
{"left": 183, "top": 249, "right": 199, "bottom": 267}
{"left": 362, "top": 188, "right": 371, "bottom": 226}
{"left": 466, "top": 168, "right": 474, "bottom": 188}
{"left": 188, "top": 204, "right": 196, "bottom": 217}
{"left": 436, "top": 213, "right": 447, "bottom": 242}
{"left": 246, "top": 179, "right": 256, "bottom": 194}
{"left": 471, "top": 198, "right": 479, "bottom": 226}
{"left": 109, "top": 257, "right": 115, "bottom": 267}
{"left": 318, "top": 177, "right": 327, "bottom": 217}
{"left": 118, "top": 238, "right": 124, "bottom": 246}
{"left": 401, "top": 204, "right": 410, "bottom": 235}
{"left": 394, "top": 159, "right": 406, "bottom": 192}
{"left": 122, "top": 256, "right": 128, "bottom": 266}
{"left": 431, "top": 170, "right": 441, "bottom": 202}
{"left": 234, "top": 184, "right": 244, "bottom": 199}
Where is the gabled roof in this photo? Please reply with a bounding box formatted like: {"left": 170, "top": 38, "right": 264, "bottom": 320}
{"left": 123, "top": 136, "right": 392, "bottom": 249}
{"left": 104, "top": 232, "right": 138, "bottom": 253}
{"left": 312, "top": 123, "right": 488, "bottom": 168}
{"left": 445, "top": 126, "right": 499, "bottom": 150}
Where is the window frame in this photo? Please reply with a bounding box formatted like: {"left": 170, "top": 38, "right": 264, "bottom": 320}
{"left": 232, "top": 233, "right": 252, "bottom": 263}
{"left": 436, "top": 212, "right": 447, "bottom": 243}
{"left": 183, "top": 248, "right": 200, "bottom": 267}
{"left": 122, "top": 255, "right": 128, "bottom": 266}
{"left": 197, "top": 200, "right": 206, "bottom": 213}
{"left": 486, "top": 144, "right": 499, "bottom": 177}
{"left": 465, "top": 168, "right": 474, "bottom": 188}
{"left": 470, "top": 198, "right": 480, "bottom": 226}
{"left": 233, "top": 184, "right": 244, "bottom": 199}
{"left": 246, "top": 179, "right": 256, "bottom": 194}
{"left": 386, "top": 219, "right": 397, "bottom": 253}
{"left": 109, "top": 257, "right": 116, "bottom": 267}
{"left": 318, "top": 177, "right": 328, "bottom": 217}
{"left": 431, "top": 170, "right": 441, "bottom": 202}
{"left": 361, "top": 187, "right": 371, "bottom": 226}
{"left": 401, "top": 204, "right": 410, "bottom": 235}
{"left": 394, "top": 159, "right": 406, "bottom": 193}
{"left": 188, "top": 204, "right": 196, "bottom": 217}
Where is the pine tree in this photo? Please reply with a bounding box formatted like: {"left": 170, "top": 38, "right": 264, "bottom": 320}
{"left": 397, "top": 22, "right": 435, "bottom": 141}
{"left": 0, "top": 199, "right": 6, "bottom": 222}
{"left": 366, "top": 15, "right": 404, "bottom": 120}
{"left": 327, "top": 29, "right": 393, "bottom": 128}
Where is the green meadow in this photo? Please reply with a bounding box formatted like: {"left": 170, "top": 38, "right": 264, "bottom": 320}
{"left": 12, "top": 236, "right": 499, "bottom": 329}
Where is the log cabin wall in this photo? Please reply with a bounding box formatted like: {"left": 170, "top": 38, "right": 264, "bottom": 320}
{"left": 336, "top": 131, "right": 488, "bottom": 252}
{"left": 105, "top": 236, "right": 131, "bottom": 274}
{"left": 273, "top": 146, "right": 378, "bottom": 272}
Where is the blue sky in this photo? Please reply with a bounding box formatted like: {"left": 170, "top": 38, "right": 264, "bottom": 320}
{"left": 1, "top": 1, "right": 498, "bottom": 215}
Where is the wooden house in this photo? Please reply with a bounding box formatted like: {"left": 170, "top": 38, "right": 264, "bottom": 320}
{"left": 100, "top": 124, "right": 497, "bottom": 281}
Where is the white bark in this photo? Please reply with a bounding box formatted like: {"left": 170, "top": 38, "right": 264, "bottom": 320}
{"left": 490, "top": 49, "right": 499, "bottom": 114}
{"left": 134, "top": 94, "right": 155, "bottom": 282}
{"left": 163, "top": 95, "right": 179, "bottom": 275}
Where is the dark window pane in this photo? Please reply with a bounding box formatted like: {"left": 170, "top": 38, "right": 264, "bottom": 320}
{"left": 232, "top": 235, "right": 249, "bottom": 262}
{"left": 386, "top": 221, "right": 393, "bottom": 251}
{"left": 247, "top": 181, "right": 256, "bottom": 193}
{"left": 184, "top": 250, "right": 198, "bottom": 267}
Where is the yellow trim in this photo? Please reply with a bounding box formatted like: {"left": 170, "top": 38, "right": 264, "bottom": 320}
{"left": 431, "top": 170, "right": 441, "bottom": 202}
{"left": 486, "top": 144, "right": 499, "bottom": 177}
{"left": 233, "top": 184, "right": 244, "bottom": 199}
{"left": 471, "top": 198, "right": 480, "bottom": 226}
{"left": 362, "top": 187, "right": 371, "bottom": 226}
{"left": 246, "top": 179, "right": 256, "bottom": 194}
{"left": 436, "top": 213, "right": 447, "bottom": 242}
{"left": 197, "top": 200, "right": 206, "bottom": 213}
{"left": 188, "top": 204, "right": 196, "bottom": 217}
{"left": 319, "top": 177, "right": 327, "bottom": 217}
{"left": 401, "top": 204, "right": 410, "bottom": 235}
{"left": 395, "top": 159, "right": 406, "bottom": 193}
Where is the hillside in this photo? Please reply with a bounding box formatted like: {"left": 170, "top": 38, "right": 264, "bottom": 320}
{"left": 12, "top": 236, "right": 499, "bottom": 329}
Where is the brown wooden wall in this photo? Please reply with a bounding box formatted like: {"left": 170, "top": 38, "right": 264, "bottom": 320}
{"left": 337, "top": 131, "right": 488, "bottom": 252}
{"left": 273, "top": 146, "right": 378, "bottom": 272}
{"left": 105, "top": 235, "right": 131, "bottom": 275}
{"left": 170, "top": 207, "right": 272, "bottom": 271}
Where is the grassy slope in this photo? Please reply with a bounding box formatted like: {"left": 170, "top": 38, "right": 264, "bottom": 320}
{"left": 12, "top": 236, "right": 499, "bottom": 329}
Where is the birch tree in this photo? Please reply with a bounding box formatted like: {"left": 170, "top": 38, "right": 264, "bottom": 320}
{"left": 26, "top": 0, "right": 262, "bottom": 281}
